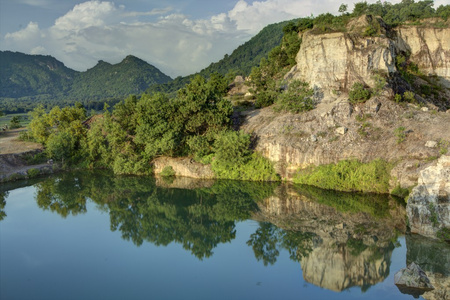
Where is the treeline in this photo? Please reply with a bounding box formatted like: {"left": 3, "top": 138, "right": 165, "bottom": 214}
{"left": 24, "top": 74, "right": 279, "bottom": 181}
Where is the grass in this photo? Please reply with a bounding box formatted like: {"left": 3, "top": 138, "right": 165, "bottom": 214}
{"left": 293, "top": 159, "right": 392, "bottom": 193}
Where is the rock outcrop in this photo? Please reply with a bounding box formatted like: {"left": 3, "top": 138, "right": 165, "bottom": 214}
{"left": 406, "top": 234, "right": 450, "bottom": 300}
{"left": 152, "top": 156, "right": 215, "bottom": 179}
{"left": 287, "top": 16, "right": 396, "bottom": 100}
{"left": 395, "top": 22, "right": 450, "bottom": 88}
{"left": 241, "top": 18, "right": 450, "bottom": 188}
{"left": 241, "top": 98, "right": 450, "bottom": 185}
{"left": 407, "top": 155, "right": 450, "bottom": 239}
{"left": 394, "top": 262, "right": 435, "bottom": 297}
{"left": 286, "top": 16, "right": 450, "bottom": 99}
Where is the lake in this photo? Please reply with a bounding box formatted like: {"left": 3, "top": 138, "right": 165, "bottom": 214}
{"left": 1, "top": 171, "right": 449, "bottom": 300}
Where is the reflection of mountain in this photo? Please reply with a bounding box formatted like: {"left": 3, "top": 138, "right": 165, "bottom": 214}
{"left": 252, "top": 184, "right": 406, "bottom": 292}
{"left": 406, "top": 235, "right": 450, "bottom": 300}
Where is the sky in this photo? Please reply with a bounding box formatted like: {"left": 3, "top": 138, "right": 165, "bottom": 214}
{"left": 0, "top": 0, "right": 446, "bottom": 77}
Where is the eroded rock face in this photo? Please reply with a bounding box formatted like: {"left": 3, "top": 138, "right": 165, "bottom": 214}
{"left": 288, "top": 18, "right": 396, "bottom": 99}
{"left": 407, "top": 155, "right": 450, "bottom": 238}
{"left": 152, "top": 156, "right": 215, "bottom": 179}
{"left": 395, "top": 25, "right": 450, "bottom": 88}
{"left": 241, "top": 99, "right": 450, "bottom": 185}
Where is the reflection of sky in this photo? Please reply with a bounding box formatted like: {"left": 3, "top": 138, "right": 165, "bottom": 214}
{"left": 0, "top": 185, "right": 424, "bottom": 300}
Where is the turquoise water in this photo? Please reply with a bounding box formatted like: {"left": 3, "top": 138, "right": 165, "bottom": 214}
{"left": 1, "top": 172, "right": 448, "bottom": 300}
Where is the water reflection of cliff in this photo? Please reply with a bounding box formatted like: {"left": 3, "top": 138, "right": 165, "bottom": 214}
{"left": 406, "top": 235, "right": 450, "bottom": 300}
{"left": 252, "top": 184, "right": 407, "bottom": 292}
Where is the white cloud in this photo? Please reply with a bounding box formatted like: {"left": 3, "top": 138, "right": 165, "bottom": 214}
{"left": 3, "top": 0, "right": 371, "bottom": 77}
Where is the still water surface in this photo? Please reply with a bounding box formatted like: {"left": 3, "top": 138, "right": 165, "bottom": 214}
{"left": 1, "top": 171, "right": 448, "bottom": 300}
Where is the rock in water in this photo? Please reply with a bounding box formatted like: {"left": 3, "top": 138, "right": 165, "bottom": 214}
{"left": 395, "top": 262, "right": 434, "bottom": 298}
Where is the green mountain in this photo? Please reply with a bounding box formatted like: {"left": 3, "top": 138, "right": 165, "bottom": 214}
{"left": 0, "top": 51, "right": 76, "bottom": 99}
{"left": 0, "top": 51, "right": 171, "bottom": 112}
{"left": 69, "top": 55, "right": 171, "bottom": 100}
{"left": 147, "top": 19, "right": 296, "bottom": 95}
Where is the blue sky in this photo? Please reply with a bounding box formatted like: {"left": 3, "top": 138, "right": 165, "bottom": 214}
{"left": 1, "top": 0, "right": 446, "bottom": 77}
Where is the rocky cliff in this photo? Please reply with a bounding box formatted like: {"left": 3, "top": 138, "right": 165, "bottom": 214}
{"left": 241, "top": 17, "right": 450, "bottom": 189}
{"left": 286, "top": 16, "right": 450, "bottom": 100}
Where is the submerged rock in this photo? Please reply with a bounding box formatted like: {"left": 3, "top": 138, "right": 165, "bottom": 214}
{"left": 395, "top": 262, "right": 434, "bottom": 298}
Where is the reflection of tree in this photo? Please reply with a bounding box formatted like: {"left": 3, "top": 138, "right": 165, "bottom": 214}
{"left": 35, "top": 173, "right": 88, "bottom": 217}
{"left": 247, "top": 222, "right": 315, "bottom": 266}
{"left": 0, "top": 191, "right": 8, "bottom": 221}
{"left": 31, "top": 171, "right": 278, "bottom": 260}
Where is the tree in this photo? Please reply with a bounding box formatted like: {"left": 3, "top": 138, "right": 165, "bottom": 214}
{"left": 339, "top": 3, "right": 348, "bottom": 13}
{"left": 9, "top": 116, "right": 22, "bottom": 129}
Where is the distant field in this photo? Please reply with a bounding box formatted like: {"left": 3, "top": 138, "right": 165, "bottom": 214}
{"left": 0, "top": 113, "right": 30, "bottom": 128}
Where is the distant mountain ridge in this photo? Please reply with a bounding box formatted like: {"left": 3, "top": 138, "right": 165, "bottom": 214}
{"left": 0, "top": 51, "right": 171, "bottom": 107}
{"left": 0, "top": 18, "right": 295, "bottom": 111}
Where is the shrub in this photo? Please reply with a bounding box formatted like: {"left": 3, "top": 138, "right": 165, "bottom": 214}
{"left": 349, "top": 82, "right": 371, "bottom": 103}
{"left": 293, "top": 159, "right": 392, "bottom": 193}
{"left": 212, "top": 153, "right": 279, "bottom": 181}
{"left": 437, "top": 227, "right": 450, "bottom": 243}
{"left": 394, "top": 126, "right": 406, "bottom": 144}
{"left": 274, "top": 80, "right": 314, "bottom": 113}
{"left": 160, "top": 166, "right": 176, "bottom": 177}
{"left": 27, "top": 168, "right": 40, "bottom": 178}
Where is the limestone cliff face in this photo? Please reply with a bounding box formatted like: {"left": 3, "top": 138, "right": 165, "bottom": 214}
{"left": 288, "top": 26, "right": 395, "bottom": 98}
{"left": 252, "top": 184, "right": 406, "bottom": 291}
{"left": 395, "top": 24, "right": 450, "bottom": 87}
{"left": 286, "top": 16, "right": 450, "bottom": 96}
{"left": 407, "top": 155, "right": 450, "bottom": 238}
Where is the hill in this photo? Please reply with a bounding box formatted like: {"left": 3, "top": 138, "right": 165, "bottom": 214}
{"left": 146, "top": 19, "right": 295, "bottom": 95}
{"left": 0, "top": 52, "right": 171, "bottom": 112}
{"left": 69, "top": 55, "right": 171, "bottom": 101}
{"left": 0, "top": 51, "right": 76, "bottom": 99}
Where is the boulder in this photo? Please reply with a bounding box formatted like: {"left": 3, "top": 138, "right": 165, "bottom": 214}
{"left": 395, "top": 262, "right": 434, "bottom": 297}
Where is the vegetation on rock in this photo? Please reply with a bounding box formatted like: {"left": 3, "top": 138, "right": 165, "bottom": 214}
{"left": 293, "top": 159, "right": 392, "bottom": 193}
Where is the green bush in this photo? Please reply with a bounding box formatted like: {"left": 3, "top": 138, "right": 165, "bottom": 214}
{"left": 212, "top": 153, "right": 279, "bottom": 181}
{"left": 394, "top": 126, "right": 406, "bottom": 144}
{"left": 274, "top": 80, "right": 314, "bottom": 113}
{"left": 293, "top": 159, "right": 392, "bottom": 193}
{"left": 27, "top": 168, "right": 40, "bottom": 178}
{"left": 349, "top": 82, "right": 371, "bottom": 103}
{"left": 160, "top": 166, "right": 176, "bottom": 177}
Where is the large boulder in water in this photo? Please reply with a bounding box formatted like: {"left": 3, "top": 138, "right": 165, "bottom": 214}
{"left": 395, "top": 262, "right": 434, "bottom": 298}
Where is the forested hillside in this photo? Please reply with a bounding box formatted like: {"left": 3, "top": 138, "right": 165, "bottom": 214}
{"left": 146, "top": 19, "right": 294, "bottom": 95}
{"left": 0, "top": 51, "right": 75, "bottom": 99}
{"left": 0, "top": 52, "right": 171, "bottom": 113}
